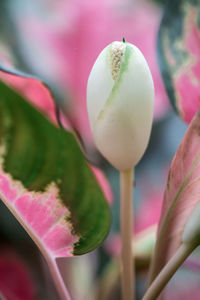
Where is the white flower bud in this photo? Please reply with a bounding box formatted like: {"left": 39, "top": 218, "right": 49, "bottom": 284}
{"left": 87, "top": 41, "right": 154, "bottom": 170}
{"left": 182, "top": 202, "right": 200, "bottom": 245}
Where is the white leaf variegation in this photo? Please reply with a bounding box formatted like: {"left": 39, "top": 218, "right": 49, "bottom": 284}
{"left": 87, "top": 41, "right": 154, "bottom": 170}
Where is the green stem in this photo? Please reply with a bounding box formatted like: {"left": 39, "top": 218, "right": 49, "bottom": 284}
{"left": 120, "top": 168, "right": 134, "bottom": 300}
{"left": 143, "top": 243, "right": 197, "bottom": 300}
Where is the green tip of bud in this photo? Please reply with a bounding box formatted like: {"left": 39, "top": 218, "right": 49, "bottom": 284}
{"left": 122, "top": 37, "right": 126, "bottom": 43}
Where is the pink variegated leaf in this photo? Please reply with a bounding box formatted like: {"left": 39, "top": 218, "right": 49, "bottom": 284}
{"left": 0, "top": 79, "right": 111, "bottom": 254}
{"left": 158, "top": 0, "right": 200, "bottom": 124}
{"left": 0, "top": 78, "right": 111, "bottom": 298}
{"left": 149, "top": 110, "right": 200, "bottom": 283}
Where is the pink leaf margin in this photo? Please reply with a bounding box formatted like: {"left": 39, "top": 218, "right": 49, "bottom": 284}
{"left": 0, "top": 166, "right": 79, "bottom": 258}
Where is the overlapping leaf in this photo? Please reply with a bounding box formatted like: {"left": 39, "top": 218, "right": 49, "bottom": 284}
{"left": 158, "top": 0, "right": 200, "bottom": 123}
{"left": 149, "top": 111, "right": 200, "bottom": 283}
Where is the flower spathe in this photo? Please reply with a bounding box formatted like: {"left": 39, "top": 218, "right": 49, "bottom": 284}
{"left": 87, "top": 41, "right": 154, "bottom": 170}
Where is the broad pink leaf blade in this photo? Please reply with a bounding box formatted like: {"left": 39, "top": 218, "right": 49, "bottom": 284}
{"left": 149, "top": 110, "right": 200, "bottom": 282}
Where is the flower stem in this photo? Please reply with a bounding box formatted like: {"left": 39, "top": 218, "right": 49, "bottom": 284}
{"left": 120, "top": 168, "right": 134, "bottom": 300}
{"left": 143, "top": 243, "right": 197, "bottom": 300}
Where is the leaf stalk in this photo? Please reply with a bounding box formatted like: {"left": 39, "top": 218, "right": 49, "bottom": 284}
{"left": 46, "top": 253, "right": 71, "bottom": 300}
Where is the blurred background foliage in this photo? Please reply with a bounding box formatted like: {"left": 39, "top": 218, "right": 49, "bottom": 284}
{"left": 0, "top": 0, "right": 198, "bottom": 299}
